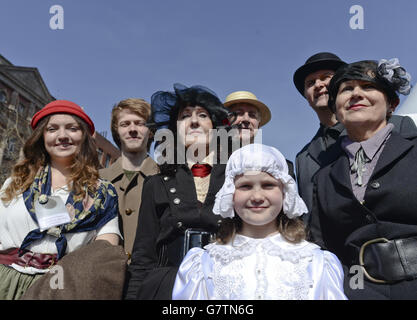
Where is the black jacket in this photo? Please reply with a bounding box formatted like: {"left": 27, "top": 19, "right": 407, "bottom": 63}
{"left": 125, "top": 164, "right": 225, "bottom": 300}
{"left": 296, "top": 122, "right": 344, "bottom": 214}
{"left": 310, "top": 125, "right": 417, "bottom": 299}
{"left": 296, "top": 115, "right": 416, "bottom": 222}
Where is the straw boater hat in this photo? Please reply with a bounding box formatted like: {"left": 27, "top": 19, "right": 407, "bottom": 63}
{"left": 223, "top": 91, "right": 271, "bottom": 127}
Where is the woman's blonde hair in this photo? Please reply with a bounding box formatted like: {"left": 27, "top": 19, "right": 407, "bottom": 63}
{"left": 2, "top": 114, "right": 100, "bottom": 203}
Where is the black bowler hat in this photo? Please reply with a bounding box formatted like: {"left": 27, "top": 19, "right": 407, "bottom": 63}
{"left": 293, "top": 52, "right": 347, "bottom": 96}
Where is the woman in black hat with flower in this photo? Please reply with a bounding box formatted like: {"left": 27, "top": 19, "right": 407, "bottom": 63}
{"left": 310, "top": 59, "right": 417, "bottom": 299}
{"left": 125, "top": 84, "right": 234, "bottom": 300}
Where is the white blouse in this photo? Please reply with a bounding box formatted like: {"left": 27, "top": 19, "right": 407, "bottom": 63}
{"left": 0, "top": 178, "right": 121, "bottom": 274}
{"left": 172, "top": 233, "right": 347, "bottom": 300}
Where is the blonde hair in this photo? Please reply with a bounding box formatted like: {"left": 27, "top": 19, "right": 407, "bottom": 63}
{"left": 2, "top": 115, "right": 100, "bottom": 203}
{"left": 216, "top": 212, "right": 306, "bottom": 245}
{"left": 110, "top": 98, "right": 152, "bottom": 150}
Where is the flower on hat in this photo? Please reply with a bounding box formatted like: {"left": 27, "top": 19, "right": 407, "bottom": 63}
{"left": 378, "top": 58, "right": 412, "bottom": 95}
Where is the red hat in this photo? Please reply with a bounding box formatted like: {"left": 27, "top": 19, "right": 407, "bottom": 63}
{"left": 31, "top": 100, "right": 95, "bottom": 135}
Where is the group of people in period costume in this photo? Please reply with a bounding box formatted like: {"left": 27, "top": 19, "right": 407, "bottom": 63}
{"left": 1, "top": 51, "right": 417, "bottom": 301}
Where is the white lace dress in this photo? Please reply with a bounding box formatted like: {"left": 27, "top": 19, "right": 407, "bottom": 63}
{"left": 172, "top": 233, "right": 347, "bottom": 300}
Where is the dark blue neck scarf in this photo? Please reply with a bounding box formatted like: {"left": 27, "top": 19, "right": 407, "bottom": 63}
{"left": 20, "top": 165, "right": 118, "bottom": 259}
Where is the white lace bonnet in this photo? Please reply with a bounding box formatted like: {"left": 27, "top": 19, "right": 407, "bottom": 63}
{"left": 213, "top": 144, "right": 308, "bottom": 219}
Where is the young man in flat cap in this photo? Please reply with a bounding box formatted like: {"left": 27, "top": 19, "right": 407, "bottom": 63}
{"left": 294, "top": 52, "right": 417, "bottom": 222}
{"left": 100, "top": 98, "right": 159, "bottom": 262}
{"left": 224, "top": 90, "right": 295, "bottom": 178}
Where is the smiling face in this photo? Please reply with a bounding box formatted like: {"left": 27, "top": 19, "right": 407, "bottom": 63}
{"left": 304, "top": 69, "right": 335, "bottom": 110}
{"left": 117, "top": 109, "right": 150, "bottom": 153}
{"left": 177, "top": 105, "right": 213, "bottom": 149}
{"left": 335, "top": 79, "right": 392, "bottom": 140}
{"left": 43, "top": 114, "right": 84, "bottom": 165}
{"left": 233, "top": 171, "right": 283, "bottom": 238}
{"left": 229, "top": 103, "right": 260, "bottom": 141}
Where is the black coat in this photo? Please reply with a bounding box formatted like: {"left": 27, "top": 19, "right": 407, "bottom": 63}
{"left": 296, "top": 122, "right": 344, "bottom": 214}
{"left": 125, "top": 164, "right": 225, "bottom": 300}
{"left": 310, "top": 126, "right": 417, "bottom": 299}
{"left": 296, "top": 115, "right": 416, "bottom": 221}
{"left": 286, "top": 159, "right": 296, "bottom": 180}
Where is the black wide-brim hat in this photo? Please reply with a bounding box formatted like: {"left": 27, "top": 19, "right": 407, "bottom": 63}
{"left": 293, "top": 52, "right": 347, "bottom": 96}
{"left": 147, "top": 83, "right": 233, "bottom": 131}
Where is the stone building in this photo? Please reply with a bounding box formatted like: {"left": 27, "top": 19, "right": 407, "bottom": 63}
{"left": 0, "top": 54, "right": 119, "bottom": 186}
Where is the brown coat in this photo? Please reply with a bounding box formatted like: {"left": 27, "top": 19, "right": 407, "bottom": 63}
{"left": 100, "top": 156, "right": 159, "bottom": 259}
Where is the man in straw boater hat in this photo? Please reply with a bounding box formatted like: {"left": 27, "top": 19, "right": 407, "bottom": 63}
{"left": 224, "top": 90, "right": 295, "bottom": 178}
{"left": 293, "top": 52, "right": 417, "bottom": 222}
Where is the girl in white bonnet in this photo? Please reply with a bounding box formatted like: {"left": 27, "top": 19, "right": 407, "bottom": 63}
{"left": 172, "top": 144, "right": 347, "bottom": 300}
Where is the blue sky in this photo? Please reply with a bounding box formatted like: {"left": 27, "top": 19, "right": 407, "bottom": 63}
{"left": 2, "top": 0, "right": 417, "bottom": 162}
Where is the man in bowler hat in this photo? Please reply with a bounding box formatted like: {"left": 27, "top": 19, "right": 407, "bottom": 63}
{"left": 293, "top": 52, "right": 346, "bottom": 218}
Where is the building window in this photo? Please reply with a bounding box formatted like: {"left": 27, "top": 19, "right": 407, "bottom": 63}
{"left": 10, "top": 91, "right": 18, "bottom": 107}
{"left": 27, "top": 103, "right": 36, "bottom": 119}
{"left": 0, "top": 90, "right": 7, "bottom": 104}
{"left": 97, "top": 148, "right": 103, "bottom": 162}
{"left": 105, "top": 154, "right": 111, "bottom": 168}
{"left": 18, "top": 103, "right": 26, "bottom": 118}
{"left": 4, "top": 137, "right": 17, "bottom": 160}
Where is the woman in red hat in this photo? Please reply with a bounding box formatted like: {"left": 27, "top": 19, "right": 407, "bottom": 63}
{"left": 0, "top": 100, "right": 121, "bottom": 299}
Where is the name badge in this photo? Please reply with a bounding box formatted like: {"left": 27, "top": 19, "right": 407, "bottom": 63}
{"left": 34, "top": 196, "right": 71, "bottom": 231}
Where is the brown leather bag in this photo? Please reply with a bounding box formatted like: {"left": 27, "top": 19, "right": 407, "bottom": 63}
{"left": 21, "top": 240, "right": 128, "bottom": 300}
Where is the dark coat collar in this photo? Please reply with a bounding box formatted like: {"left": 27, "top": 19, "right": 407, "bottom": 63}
{"left": 307, "top": 122, "right": 344, "bottom": 165}
{"left": 329, "top": 131, "right": 416, "bottom": 191}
